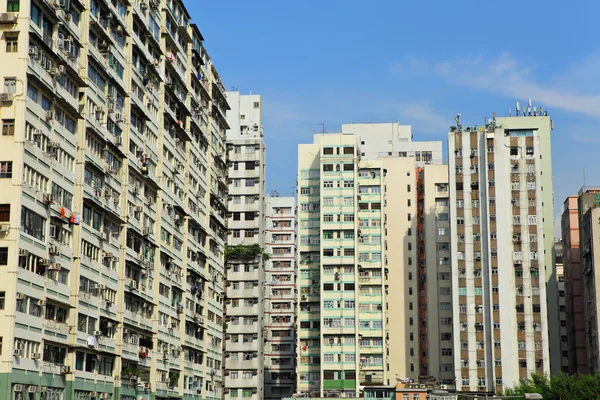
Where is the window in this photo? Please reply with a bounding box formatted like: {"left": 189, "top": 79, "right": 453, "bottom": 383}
{"left": 20, "top": 207, "right": 45, "bottom": 240}
{"left": 3, "top": 31, "right": 15, "bottom": 52}
{"left": 0, "top": 247, "right": 7, "bottom": 265}
{"left": 7, "top": 0, "right": 19, "bottom": 12}
{"left": 0, "top": 205, "right": 9, "bottom": 222}
{"left": 0, "top": 161, "right": 12, "bottom": 178}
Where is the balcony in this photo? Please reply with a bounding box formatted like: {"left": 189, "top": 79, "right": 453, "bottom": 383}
{"left": 324, "top": 380, "right": 356, "bottom": 390}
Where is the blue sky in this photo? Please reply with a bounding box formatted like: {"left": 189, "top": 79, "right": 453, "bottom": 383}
{"left": 189, "top": 0, "right": 600, "bottom": 232}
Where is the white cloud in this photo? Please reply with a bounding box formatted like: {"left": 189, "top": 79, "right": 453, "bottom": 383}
{"left": 392, "top": 53, "right": 600, "bottom": 118}
{"left": 396, "top": 102, "right": 450, "bottom": 134}
{"left": 567, "top": 126, "right": 600, "bottom": 144}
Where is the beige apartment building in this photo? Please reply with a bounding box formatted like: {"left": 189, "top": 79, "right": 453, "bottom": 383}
{"left": 577, "top": 189, "right": 600, "bottom": 373}
{"left": 561, "top": 195, "right": 588, "bottom": 374}
{"left": 0, "top": 0, "right": 229, "bottom": 399}
{"left": 416, "top": 165, "right": 453, "bottom": 387}
{"left": 296, "top": 123, "right": 450, "bottom": 397}
{"left": 448, "top": 111, "right": 555, "bottom": 393}
{"left": 223, "top": 91, "right": 266, "bottom": 400}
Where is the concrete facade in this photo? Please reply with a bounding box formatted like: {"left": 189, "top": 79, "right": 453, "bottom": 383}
{"left": 224, "top": 92, "right": 266, "bottom": 400}
{"left": 0, "top": 0, "right": 230, "bottom": 399}
{"left": 264, "top": 195, "right": 297, "bottom": 400}
{"left": 448, "top": 113, "right": 554, "bottom": 393}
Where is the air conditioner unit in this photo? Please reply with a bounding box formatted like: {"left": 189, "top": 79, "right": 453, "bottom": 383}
{"left": 128, "top": 280, "right": 139, "bottom": 290}
{"left": 31, "top": 352, "right": 41, "bottom": 360}
{"left": 49, "top": 244, "right": 60, "bottom": 255}
{"left": 36, "top": 299, "right": 45, "bottom": 306}
{"left": 48, "top": 263, "right": 62, "bottom": 271}
{"left": 29, "top": 46, "right": 38, "bottom": 56}
{"left": 46, "top": 110, "right": 54, "bottom": 121}
{"left": 116, "top": 136, "right": 123, "bottom": 146}
{"left": 140, "top": 1, "right": 148, "bottom": 9}
{"left": 143, "top": 227, "right": 152, "bottom": 236}
{"left": 13, "top": 349, "right": 21, "bottom": 357}
{"left": 114, "top": 113, "right": 123, "bottom": 122}
{"left": 94, "top": 330, "right": 103, "bottom": 336}
{"left": 0, "top": 224, "right": 9, "bottom": 232}
{"left": 0, "top": 12, "right": 18, "bottom": 24}
{"left": 0, "top": 93, "right": 14, "bottom": 102}
{"left": 135, "top": 206, "right": 144, "bottom": 212}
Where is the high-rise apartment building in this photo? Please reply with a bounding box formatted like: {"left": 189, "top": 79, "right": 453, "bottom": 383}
{"left": 554, "top": 241, "right": 569, "bottom": 373}
{"left": 448, "top": 111, "right": 555, "bottom": 393}
{"left": 297, "top": 134, "right": 388, "bottom": 397}
{"left": 415, "top": 165, "right": 454, "bottom": 386}
{"left": 296, "top": 123, "right": 447, "bottom": 397}
{"left": 561, "top": 196, "right": 587, "bottom": 374}
{"left": 577, "top": 188, "right": 600, "bottom": 373}
{"left": 264, "top": 195, "right": 297, "bottom": 400}
{"left": 224, "top": 91, "right": 266, "bottom": 400}
{"left": 0, "top": 0, "right": 229, "bottom": 399}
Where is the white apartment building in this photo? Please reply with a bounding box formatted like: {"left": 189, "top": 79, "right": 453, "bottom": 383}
{"left": 0, "top": 0, "right": 230, "bottom": 399}
{"left": 224, "top": 91, "right": 266, "bottom": 400}
{"left": 342, "top": 122, "right": 443, "bottom": 164}
{"left": 264, "top": 195, "right": 297, "bottom": 400}
{"left": 448, "top": 111, "right": 555, "bottom": 393}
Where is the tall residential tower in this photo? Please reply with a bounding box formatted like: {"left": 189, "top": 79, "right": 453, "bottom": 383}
{"left": 448, "top": 111, "right": 555, "bottom": 393}
{"left": 224, "top": 92, "right": 266, "bottom": 400}
{"left": 264, "top": 195, "right": 297, "bottom": 400}
{"left": 561, "top": 195, "right": 588, "bottom": 374}
{"left": 0, "top": 0, "right": 228, "bottom": 399}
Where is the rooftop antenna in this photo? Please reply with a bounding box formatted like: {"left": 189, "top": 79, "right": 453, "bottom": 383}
{"left": 516, "top": 101, "right": 520, "bottom": 116}
{"left": 317, "top": 123, "right": 325, "bottom": 134}
{"left": 508, "top": 106, "right": 512, "bottom": 117}
{"left": 454, "top": 114, "right": 462, "bottom": 131}
{"left": 528, "top": 98, "right": 532, "bottom": 116}
{"left": 533, "top": 106, "right": 537, "bottom": 116}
